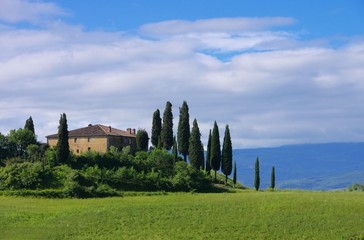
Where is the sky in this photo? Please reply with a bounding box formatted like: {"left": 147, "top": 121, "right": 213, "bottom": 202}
{"left": 0, "top": 0, "right": 364, "bottom": 148}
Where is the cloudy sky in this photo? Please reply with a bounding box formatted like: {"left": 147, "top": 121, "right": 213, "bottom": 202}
{"left": 0, "top": 0, "right": 363, "bottom": 148}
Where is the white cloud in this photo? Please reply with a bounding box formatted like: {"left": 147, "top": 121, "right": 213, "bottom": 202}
{"left": 0, "top": 0, "right": 66, "bottom": 24}
{"left": 0, "top": 7, "right": 363, "bottom": 148}
{"left": 140, "top": 17, "right": 295, "bottom": 36}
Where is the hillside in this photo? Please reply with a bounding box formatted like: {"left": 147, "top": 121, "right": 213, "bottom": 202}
{"left": 1, "top": 192, "right": 363, "bottom": 239}
{"left": 234, "top": 142, "right": 364, "bottom": 190}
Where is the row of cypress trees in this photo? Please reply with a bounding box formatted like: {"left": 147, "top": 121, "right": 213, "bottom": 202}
{"left": 151, "top": 101, "right": 234, "bottom": 184}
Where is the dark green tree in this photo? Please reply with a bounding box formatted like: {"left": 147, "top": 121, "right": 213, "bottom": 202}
{"left": 188, "top": 119, "right": 203, "bottom": 170}
{"left": 254, "top": 157, "right": 260, "bottom": 191}
{"left": 210, "top": 121, "right": 221, "bottom": 181}
{"left": 205, "top": 129, "right": 212, "bottom": 174}
{"left": 161, "top": 101, "right": 173, "bottom": 150}
{"left": 24, "top": 116, "right": 35, "bottom": 134}
{"left": 136, "top": 129, "right": 149, "bottom": 152}
{"left": 177, "top": 101, "right": 190, "bottom": 161}
{"left": 233, "top": 161, "right": 237, "bottom": 187}
{"left": 56, "top": 113, "right": 70, "bottom": 164}
{"left": 151, "top": 109, "right": 161, "bottom": 147}
{"left": 0, "top": 132, "right": 8, "bottom": 159}
{"left": 270, "top": 166, "right": 275, "bottom": 190}
{"left": 221, "top": 125, "right": 232, "bottom": 184}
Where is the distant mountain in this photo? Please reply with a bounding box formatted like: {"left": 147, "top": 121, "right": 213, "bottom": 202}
{"left": 233, "top": 142, "right": 364, "bottom": 190}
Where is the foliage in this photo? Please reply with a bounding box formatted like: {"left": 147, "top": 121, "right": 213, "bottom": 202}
{"left": 271, "top": 166, "right": 276, "bottom": 189}
{"left": 254, "top": 157, "right": 260, "bottom": 191}
{"left": 177, "top": 101, "right": 190, "bottom": 161}
{"left": 205, "top": 129, "right": 212, "bottom": 173}
{"left": 161, "top": 101, "right": 174, "bottom": 150}
{"left": 24, "top": 116, "right": 35, "bottom": 134}
{"left": 56, "top": 113, "right": 70, "bottom": 165}
{"left": 348, "top": 183, "right": 364, "bottom": 191}
{"left": 0, "top": 161, "right": 52, "bottom": 190}
{"left": 210, "top": 121, "right": 221, "bottom": 180}
{"left": 188, "top": 119, "right": 203, "bottom": 170}
{"left": 151, "top": 109, "right": 162, "bottom": 147}
{"left": 136, "top": 129, "right": 149, "bottom": 152}
{"left": 7, "top": 128, "right": 37, "bottom": 157}
{"left": 221, "top": 125, "right": 232, "bottom": 184}
{"left": 233, "top": 161, "right": 237, "bottom": 187}
{"left": 172, "top": 161, "right": 211, "bottom": 191}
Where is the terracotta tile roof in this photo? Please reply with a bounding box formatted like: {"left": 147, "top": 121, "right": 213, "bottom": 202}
{"left": 46, "top": 124, "right": 136, "bottom": 138}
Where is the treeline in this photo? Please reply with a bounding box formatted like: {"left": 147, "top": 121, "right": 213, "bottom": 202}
{"left": 0, "top": 101, "right": 245, "bottom": 198}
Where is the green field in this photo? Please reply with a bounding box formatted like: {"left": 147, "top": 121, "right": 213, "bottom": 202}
{"left": 0, "top": 191, "right": 363, "bottom": 239}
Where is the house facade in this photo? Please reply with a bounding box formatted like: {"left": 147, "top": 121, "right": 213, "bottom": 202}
{"left": 46, "top": 124, "right": 136, "bottom": 155}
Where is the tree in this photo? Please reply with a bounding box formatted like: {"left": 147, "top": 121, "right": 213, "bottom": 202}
{"left": 24, "top": 116, "right": 35, "bottom": 134}
{"left": 151, "top": 109, "right": 162, "bottom": 147}
{"left": 205, "top": 130, "right": 212, "bottom": 174}
{"left": 210, "top": 121, "right": 221, "bottom": 181}
{"left": 7, "top": 128, "right": 36, "bottom": 157}
{"left": 177, "top": 101, "right": 190, "bottom": 161}
{"left": 136, "top": 129, "right": 149, "bottom": 152}
{"left": 56, "top": 113, "right": 70, "bottom": 164}
{"left": 233, "top": 161, "right": 237, "bottom": 188}
{"left": 161, "top": 101, "right": 173, "bottom": 150}
{"left": 254, "top": 157, "right": 260, "bottom": 191}
{"left": 270, "top": 166, "right": 275, "bottom": 190}
{"left": 172, "top": 136, "right": 178, "bottom": 164}
{"left": 221, "top": 125, "right": 232, "bottom": 184}
{"left": 200, "top": 143, "right": 205, "bottom": 170}
{"left": 0, "top": 132, "right": 9, "bottom": 160}
{"left": 188, "top": 119, "right": 203, "bottom": 170}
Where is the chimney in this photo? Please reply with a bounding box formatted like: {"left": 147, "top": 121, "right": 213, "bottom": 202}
{"left": 108, "top": 126, "right": 112, "bottom": 133}
{"left": 127, "top": 128, "right": 131, "bottom": 134}
{"left": 132, "top": 129, "right": 136, "bottom": 135}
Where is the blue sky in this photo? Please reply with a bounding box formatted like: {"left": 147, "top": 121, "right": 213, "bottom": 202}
{"left": 0, "top": 0, "right": 364, "bottom": 148}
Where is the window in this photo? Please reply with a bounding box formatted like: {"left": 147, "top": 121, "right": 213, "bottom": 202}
{"left": 76, "top": 149, "right": 79, "bottom": 154}
{"left": 74, "top": 138, "right": 77, "bottom": 143}
{"left": 88, "top": 147, "right": 91, "bottom": 151}
{"left": 88, "top": 137, "right": 91, "bottom": 142}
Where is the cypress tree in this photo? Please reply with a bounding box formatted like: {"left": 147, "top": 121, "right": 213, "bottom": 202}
{"left": 210, "top": 121, "right": 221, "bottom": 181}
{"left": 56, "top": 113, "right": 69, "bottom": 164}
{"left": 161, "top": 101, "right": 173, "bottom": 150}
{"left": 233, "top": 161, "right": 237, "bottom": 188}
{"left": 254, "top": 157, "right": 260, "bottom": 191}
{"left": 188, "top": 119, "right": 203, "bottom": 170}
{"left": 24, "top": 116, "right": 35, "bottom": 134}
{"left": 177, "top": 101, "right": 190, "bottom": 161}
{"left": 205, "top": 129, "right": 212, "bottom": 174}
{"left": 271, "top": 166, "right": 275, "bottom": 190}
{"left": 136, "top": 129, "right": 149, "bottom": 152}
{"left": 151, "top": 109, "right": 162, "bottom": 147}
{"left": 222, "top": 125, "right": 232, "bottom": 184}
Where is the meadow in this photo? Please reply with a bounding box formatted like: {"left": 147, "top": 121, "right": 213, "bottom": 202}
{"left": 0, "top": 191, "right": 363, "bottom": 240}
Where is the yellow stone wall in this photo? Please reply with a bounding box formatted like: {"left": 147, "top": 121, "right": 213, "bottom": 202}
{"left": 48, "top": 137, "right": 108, "bottom": 155}
{"left": 47, "top": 136, "right": 136, "bottom": 155}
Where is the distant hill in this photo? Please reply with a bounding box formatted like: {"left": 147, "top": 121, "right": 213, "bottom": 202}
{"left": 233, "top": 142, "right": 364, "bottom": 190}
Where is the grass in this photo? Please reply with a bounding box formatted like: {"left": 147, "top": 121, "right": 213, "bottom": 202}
{"left": 0, "top": 191, "right": 363, "bottom": 239}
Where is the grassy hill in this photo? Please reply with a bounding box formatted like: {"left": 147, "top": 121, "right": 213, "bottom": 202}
{"left": 1, "top": 191, "right": 363, "bottom": 239}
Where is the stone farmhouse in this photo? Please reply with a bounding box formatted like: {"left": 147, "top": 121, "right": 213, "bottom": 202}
{"left": 46, "top": 124, "right": 136, "bottom": 155}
